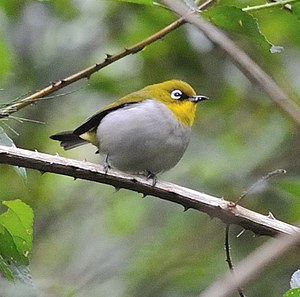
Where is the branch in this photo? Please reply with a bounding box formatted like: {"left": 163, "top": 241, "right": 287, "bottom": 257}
{"left": 224, "top": 224, "right": 245, "bottom": 297}
{"left": 162, "top": 0, "right": 300, "bottom": 126}
{"left": 243, "top": 0, "right": 298, "bottom": 12}
{"left": 0, "top": 145, "right": 298, "bottom": 237}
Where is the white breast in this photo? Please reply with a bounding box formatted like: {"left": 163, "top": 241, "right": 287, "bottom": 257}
{"left": 97, "top": 99, "right": 191, "bottom": 174}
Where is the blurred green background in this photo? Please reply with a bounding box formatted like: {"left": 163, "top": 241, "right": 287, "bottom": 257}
{"left": 1, "top": 0, "right": 300, "bottom": 296}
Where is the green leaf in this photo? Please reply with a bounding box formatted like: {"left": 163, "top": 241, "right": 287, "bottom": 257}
{"left": 0, "top": 200, "right": 34, "bottom": 269}
{"left": 293, "top": 2, "right": 300, "bottom": 20}
{"left": 284, "top": 288, "right": 300, "bottom": 296}
{"left": 0, "top": 200, "right": 36, "bottom": 295}
{"left": 202, "top": 6, "right": 283, "bottom": 53}
{"left": 0, "top": 126, "right": 27, "bottom": 181}
{"left": 0, "top": 254, "right": 14, "bottom": 280}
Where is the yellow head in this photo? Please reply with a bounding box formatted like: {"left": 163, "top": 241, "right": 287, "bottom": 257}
{"left": 144, "top": 80, "right": 207, "bottom": 126}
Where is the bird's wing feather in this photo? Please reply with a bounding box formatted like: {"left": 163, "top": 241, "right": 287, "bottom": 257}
{"left": 73, "top": 102, "right": 138, "bottom": 135}
{"left": 73, "top": 89, "right": 153, "bottom": 136}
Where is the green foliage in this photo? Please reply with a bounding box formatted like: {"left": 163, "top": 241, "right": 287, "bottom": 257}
{"left": 293, "top": 2, "right": 300, "bottom": 20}
{"left": 0, "top": 200, "right": 33, "bottom": 263}
{"left": 0, "top": 200, "right": 33, "bottom": 270}
{"left": 284, "top": 288, "right": 300, "bottom": 297}
{"left": 202, "top": 6, "right": 283, "bottom": 52}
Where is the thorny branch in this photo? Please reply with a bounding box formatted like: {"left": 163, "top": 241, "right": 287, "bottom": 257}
{"left": 0, "top": 145, "right": 298, "bottom": 238}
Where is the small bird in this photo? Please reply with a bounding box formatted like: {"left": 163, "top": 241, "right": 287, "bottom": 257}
{"left": 50, "top": 80, "right": 208, "bottom": 183}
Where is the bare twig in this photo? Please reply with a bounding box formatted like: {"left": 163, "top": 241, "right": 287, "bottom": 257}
{"left": 162, "top": 0, "right": 300, "bottom": 126}
{"left": 243, "top": 0, "right": 297, "bottom": 12}
{"left": 225, "top": 224, "right": 246, "bottom": 297}
{"left": 235, "top": 169, "right": 286, "bottom": 205}
{"left": 0, "top": 145, "right": 298, "bottom": 237}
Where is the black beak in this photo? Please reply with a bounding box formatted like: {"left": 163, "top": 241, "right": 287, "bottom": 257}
{"left": 189, "top": 95, "right": 209, "bottom": 102}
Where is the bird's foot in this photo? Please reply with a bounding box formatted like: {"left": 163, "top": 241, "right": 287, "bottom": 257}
{"left": 103, "top": 154, "right": 111, "bottom": 174}
{"left": 145, "top": 171, "right": 157, "bottom": 186}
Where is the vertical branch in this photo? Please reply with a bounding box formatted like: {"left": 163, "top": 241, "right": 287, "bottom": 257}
{"left": 225, "top": 224, "right": 245, "bottom": 297}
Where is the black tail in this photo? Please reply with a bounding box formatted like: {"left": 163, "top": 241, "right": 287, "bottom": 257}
{"left": 50, "top": 131, "right": 88, "bottom": 150}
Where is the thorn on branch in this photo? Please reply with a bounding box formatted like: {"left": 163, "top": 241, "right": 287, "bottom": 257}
{"left": 268, "top": 212, "right": 276, "bottom": 220}
{"left": 236, "top": 229, "right": 245, "bottom": 238}
{"left": 105, "top": 53, "right": 113, "bottom": 60}
{"left": 124, "top": 47, "right": 131, "bottom": 54}
{"left": 114, "top": 186, "right": 120, "bottom": 193}
{"left": 183, "top": 205, "right": 190, "bottom": 212}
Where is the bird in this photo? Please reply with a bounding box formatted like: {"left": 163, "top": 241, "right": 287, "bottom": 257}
{"left": 50, "top": 80, "right": 208, "bottom": 184}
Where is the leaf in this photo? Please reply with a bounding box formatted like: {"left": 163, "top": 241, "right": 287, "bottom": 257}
{"left": 202, "top": 6, "right": 283, "bottom": 53}
{"left": 284, "top": 288, "right": 300, "bottom": 297}
{"left": 0, "top": 126, "right": 27, "bottom": 181}
{"left": 293, "top": 2, "right": 300, "bottom": 20}
{"left": 0, "top": 254, "right": 13, "bottom": 280}
{"left": 0, "top": 200, "right": 36, "bottom": 295}
{"left": 0, "top": 200, "right": 34, "bottom": 269}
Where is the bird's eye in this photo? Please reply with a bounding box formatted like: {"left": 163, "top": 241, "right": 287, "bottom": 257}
{"left": 170, "top": 89, "right": 183, "bottom": 100}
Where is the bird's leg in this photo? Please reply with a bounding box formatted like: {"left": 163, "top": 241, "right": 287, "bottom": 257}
{"left": 145, "top": 171, "right": 157, "bottom": 186}
{"left": 103, "top": 154, "right": 111, "bottom": 174}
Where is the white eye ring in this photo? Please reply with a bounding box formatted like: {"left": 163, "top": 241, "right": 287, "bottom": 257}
{"left": 170, "top": 89, "right": 183, "bottom": 100}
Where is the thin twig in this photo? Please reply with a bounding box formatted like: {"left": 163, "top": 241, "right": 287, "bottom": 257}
{"left": 225, "top": 224, "right": 245, "bottom": 297}
{"left": 235, "top": 169, "right": 286, "bottom": 205}
{"left": 243, "top": 0, "right": 298, "bottom": 12}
